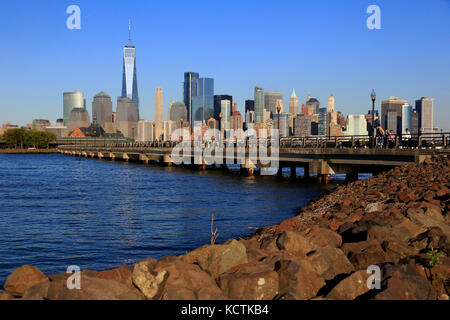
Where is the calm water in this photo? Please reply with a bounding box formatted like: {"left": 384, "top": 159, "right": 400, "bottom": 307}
{"left": 0, "top": 153, "right": 328, "bottom": 286}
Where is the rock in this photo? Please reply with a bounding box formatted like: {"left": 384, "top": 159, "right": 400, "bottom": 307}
{"left": 307, "top": 246, "right": 354, "bottom": 280}
{"left": 276, "top": 231, "right": 317, "bottom": 254}
{"left": 132, "top": 259, "right": 168, "bottom": 300}
{"left": 276, "top": 259, "right": 325, "bottom": 300}
{"left": 46, "top": 275, "right": 145, "bottom": 300}
{"left": 374, "top": 264, "right": 437, "bottom": 300}
{"left": 326, "top": 270, "right": 371, "bottom": 300}
{"left": 181, "top": 239, "right": 248, "bottom": 278}
{"left": 154, "top": 260, "right": 225, "bottom": 300}
{"left": 83, "top": 264, "right": 133, "bottom": 287}
{"left": 390, "top": 216, "right": 428, "bottom": 244}
{"left": 365, "top": 202, "right": 383, "bottom": 214}
{"left": 381, "top": 239, "right": 418, "bottom": 263}
{"left": 218, "top": 263, "right": 279, "bottom": 300}
{"left": 342, "top": 240, "right": 386, "bottom": 270}
{"left": 305, "top": 226, "right": 342, "bottom": 248}
{"left": 4, "top": 265, "right": 47, "bottom": 297}
{"left": 0, "top": 290, "right": 13, "bottom": 300}
{"left": 407, "top": 207, "right": 450, "bottom": 237}
{"left": 260, "top": 236, "right": 280, "bottom": 252}
{"left": 22, "top": 279, "right": 50, "bottom": 300}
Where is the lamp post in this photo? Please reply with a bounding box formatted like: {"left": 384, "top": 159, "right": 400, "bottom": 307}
{"left": 371, "top": 89, "right": 376, "bottom": 148}
{"left": 276, "top": 104, "right": 281, "bottom": 139}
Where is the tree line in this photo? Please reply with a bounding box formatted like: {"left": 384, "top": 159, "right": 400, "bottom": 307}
{"left": 0, "top": 129, "right": 57, "bottom": 149}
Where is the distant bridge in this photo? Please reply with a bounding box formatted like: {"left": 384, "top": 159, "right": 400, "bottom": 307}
{"left": 57, "top": 133, "right": 449, "bottom": 183}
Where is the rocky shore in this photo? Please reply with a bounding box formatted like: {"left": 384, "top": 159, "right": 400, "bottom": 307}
{"left": 1, "top": 156, "right": 449, "bottom": 300}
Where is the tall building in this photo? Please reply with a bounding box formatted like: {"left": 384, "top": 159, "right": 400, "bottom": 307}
{"left": 230, "top": 110, "right": 243, "bottom": 131}
{"left": 346, "top": 115, "right": 368, "bottom": 136}
{"left": 289, "top": 89, "right": 299, "bottom": 134}
{"left": 327, "top": 94, "right": 335, "bottom": 112}
{"left": 63, "top": 91, "right": 85, "bottom": 125}
{"left": 381, "top": 97, "right": 408, "bottom": 133}
{"left": 401, "top": 104, "right": 413, "bottom": 134}
{"left": 183, "top": 72, "right": 199, "bottom": 130}
{"left": 254, "top": 86, "right": 264, "bottom": 124}
{"left": 411, "top": 109, "right": 419, "bottom": 135}
{"left": 220, "top": 100, "right": 231, "bottom": 132}
{"left": 294, "top": 116, "right": 311, "bottom": 137}
{"left": 318, "top": 108, "right": 327, "bottom": 136}
{"left": 305, "top": 96, "right": 320, "bottom": 115}
{"left": 264, "top": 92, "right": 283, "bottom": 115}
{"left": 92, "top": 92, "right": 114, "bottom": 133}
{"left": 192, "top": 78, "right": 214, "bottom": 125}
{"left": 415, "top": 97, "right": 434, "bottom": 134}
{"left": 67, "top": 108, "right": 90, "bottom": 133}
{"left": 121, "top": 20, "right": 139, "bottom": 118}
{"left": 168, "top": 101, "right": 187, "bottom": 122}
{"left": 214, "top": 95, "right": 232, "bottom": 121}
{"left": 386, "top": 111, "right": 398, "bottom": 134}
{"left": 155, "top": 88, "right": 164, "bottom": 140}
{"left": 137, "top": 120, "right": 154, "bottom": 142}
{"left": 116, "top": 97, "right": 138, "bottom": 139}
{"left": 245, "top": 100, "right": 255, "bottom": 114}
{"left": 273, "top": 113, "right": 289, "bottom": 137}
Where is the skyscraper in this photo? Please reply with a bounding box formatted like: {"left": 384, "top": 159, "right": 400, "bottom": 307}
{"left": 192, "top": 78, "right": 214, "bottom": 125}
{"left": 92, "top": 92, "right": 113, "bottom": 133}
{"left": 289, "top": 89, "right": 299, "bottom": 135}
{"left": 116, "top": 97, "right": 138, "bottom": 139}
{"left": 183, "top": 72, "right": 199, "bottom": 130}
{"left": 168, "top": 101, "right": 187, "bottom": 123}
{"left": 305, "top": 96, "right": 320, "bottom": 115}
{"left": 63, "top": 91, "right": 85, "bottom": 125}
{"left": 221, "top": 100, "right": 231, "bottom": 132}
{"left": 121, "top": 20, "right": 139, "bottom": 119}
{"left": 415, "top": 97, "right": 434, "bottom": 134}
{"left": 318, "top": 108, "right": 327, "bottom": 136}
{"left": 401, "top": 104, "right": 413, "bottom": 134}
{"left": 381, "top": 97, "right": 408, "bottom": 133}
{"left": 346, "top": 115, "right": 368, "bottom": 136}
{"left": 327, "top": 94, "right": 335, "bottom": 112}
{"left": 254, "top": 87, "right": 264, "bottom": 124}
{"left": 264, "top": 92, "right": 283, "bottom": 115}
{"left": 154, "top": 88, "right": 164, "bottom": 140}
{"left": 214, "top": 95, "right": 232, "bottom": 121}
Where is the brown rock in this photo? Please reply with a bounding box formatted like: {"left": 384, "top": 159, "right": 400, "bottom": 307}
{"left": 0, "top": 290, "right": 13, "bottom": 300}
{"left": 260, "top": 236, "right": 280, "bottom": 252}
{"left": 326, "top": 270, "right": 371, "bottom": 300}
{"left": 218, "top": 264, "right": 279, "bottom": 300}
{"left": 154, "top": 260, "right": 225, "bottom": 300}
{"left": 381, "top": 239, "right": 418, "bottom": 263}
{"left": 307, "top": 246, "right": 354, "bottom": 280}
{"left": 390, "top": 216, "right": 428, "bottom": 244}
{"left": 22, "top": 279, "right": 50, "bottom": 300}
{"left": 132, "top": 259, "right": 168, "bottom": 300}
{"left": 276, "top": 230, "right": 317, "bottom": 254}
{"left": 407, "top": 207, "right": 450, "bottom": 237}
{"left": 46, "top": 275, "right": 145, "bottom": 300}
{"left": 83, "top": 264, "right": 133, "bottom": 287}
{"left": 276, "top": 259, "right": 325, "bottom": 300}
{"left": 374, "top": 264, "right": 437, "bottom": 300}
{"left": 4, "top": 265, "right": 47, "bottom": 297}
{"left": 342, "top": 240, "right": 386, "bottom": 270}
{"left": 305, "top": 226, "right": 342, "bottom": 248}
{"left": 182, "top": 239, "right": 248, "bottom": 278}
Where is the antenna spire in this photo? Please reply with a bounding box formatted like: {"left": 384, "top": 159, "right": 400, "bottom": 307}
{"left": 128, "top": 19, "right": 131, "bottom": 46}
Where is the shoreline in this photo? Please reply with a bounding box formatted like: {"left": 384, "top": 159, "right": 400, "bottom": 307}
{"left": 1, "top": 155, "right": 449, "bottom": 300}
{"left": 0, "top": 149, "right": 58, "bottom": 154}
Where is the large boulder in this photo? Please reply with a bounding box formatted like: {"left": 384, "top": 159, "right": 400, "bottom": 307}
{"left": 307, "top": 246, "right": 354, "bottom": 280}
{"left": 154, "top": 260, "right": 225, "bottom": 300}
{"left": 305, "top": 226, "right": 342, "bottom": 248}
{"left": 21, "top": 279, "right": 50, "bottom": 300}
{"left": 326, "top": 270, "right": 371, "bottom": 300}
{"left": 181, "top": 239, "right": 248, "bottom": 278}
{"left": 132, "top": 259, "right": 168, "bottom": 300}
{"left": 374, "top": 264, "right": 437, "bottom": 300}
{"left": 342, "top": 240, "right": 386, "bottom": 270}
{"left": 276, "top": 231, "right": 317, "bottom": 254}
{"left": 276, "top": 259, "right": 325, "bottom": 300}
{"left": 83, "top": 264, "right": 133, "bottom": 287}
{"left": 46, "top": 275, "right": 145, "bottom": 300}
{"left": 0, "top": 290, "right": 13, "bottom": 300}
{"left": 218, "top": 262, "right": 279, "bottom": 300}
{"left": 4, "top": 265, "right": 47, "bottom": 297}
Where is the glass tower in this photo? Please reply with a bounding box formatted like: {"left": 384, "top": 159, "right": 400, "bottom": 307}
{"left": 121, "top": 21, "right": 139, "bottom": 119}
{"left": 192, "top": 78, "right": 214, "bottom": 126}
{"left": 183, "top": 72, "right": 199, "bottom": 130}
{"left": 254, "top": 86, "right": 264, "bottom": 124}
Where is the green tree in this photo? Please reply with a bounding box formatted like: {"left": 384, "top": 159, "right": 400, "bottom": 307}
{"left": 3, "top": 129, "right": 25, "bottom": 148}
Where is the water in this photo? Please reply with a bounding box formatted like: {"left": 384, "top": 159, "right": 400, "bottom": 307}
{"left": 0, "top": 153, "right": 328, "bottom": 286}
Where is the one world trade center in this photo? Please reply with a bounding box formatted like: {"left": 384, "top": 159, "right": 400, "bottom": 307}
{"left": 121, "top": 20, "right": 139, "bottom": 119}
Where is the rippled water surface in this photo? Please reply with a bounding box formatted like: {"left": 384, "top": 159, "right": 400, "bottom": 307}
{"left": 0, "top": 153, "right": 328, "bottom": 285}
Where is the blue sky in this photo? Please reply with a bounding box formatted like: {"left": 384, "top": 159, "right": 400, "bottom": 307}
{"left": 0, "top": 0, "right": 449, "bottom": 129}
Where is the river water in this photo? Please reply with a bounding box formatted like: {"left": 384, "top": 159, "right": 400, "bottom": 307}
{"left": 0, "top": 153, "right": 331, "bottom": 286}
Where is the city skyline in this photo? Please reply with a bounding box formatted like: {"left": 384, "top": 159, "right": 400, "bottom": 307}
{"left": 0, "top": 1, "right": 449, "bottom": 130}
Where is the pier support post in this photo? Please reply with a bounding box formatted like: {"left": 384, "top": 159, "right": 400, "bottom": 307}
{"left": 290, "top": 167, "right": 296, "bottom": 179}
{"left": 277, "top": 168, "right": 283, "bottom": 178}
{"left": 317, "top": 174, "right": 331, "bottom": 184}
{"left": 304, "top": 165, "right": 310, "bottom": 179}
{"left": 345, "top": 172, "right": 359, "bottom": 183}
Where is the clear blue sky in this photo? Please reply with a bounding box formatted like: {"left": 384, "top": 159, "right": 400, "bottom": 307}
{"left": 0, "top": 0, "right": 449, "bottom": 130}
